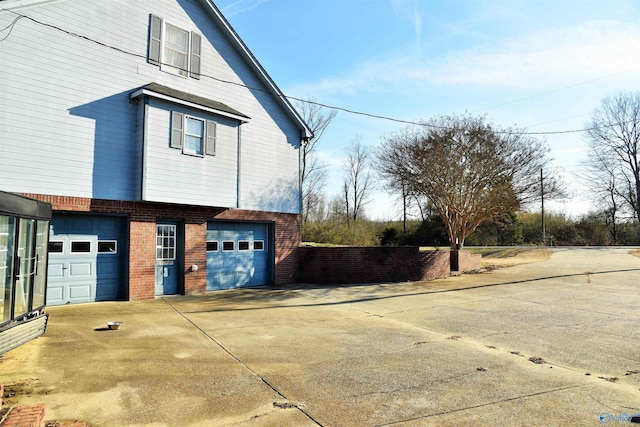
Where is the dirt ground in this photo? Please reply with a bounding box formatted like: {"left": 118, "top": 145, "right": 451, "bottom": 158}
{"left": 480, "top": 247, "right": 553, "bottom": 269}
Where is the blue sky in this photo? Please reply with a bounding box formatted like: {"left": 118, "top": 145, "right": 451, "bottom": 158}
{"left": 217, "top": 0, "right": 640, "bottom": 220}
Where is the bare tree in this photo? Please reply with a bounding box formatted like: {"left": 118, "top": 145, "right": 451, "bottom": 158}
{"left": 376, "top": 130, "right": 428, "bottom": 231}
{"left": 343, "top": 136, "right": 374, "bottom": 223}
{"left": 583, "top": 91, "right": 640, "bottom": 222}
{"left": 380, "top": 114, "right": 564, "bottom": 249}
{"left": 578, "top": 143, "right": 623, "bottom": 242}
{"left": 295, "top": 99, "right": 337, "bottom": 223}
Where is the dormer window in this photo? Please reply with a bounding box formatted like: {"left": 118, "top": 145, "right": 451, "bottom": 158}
{"left": 149, "top": 15, "right": 201, "bottom": 79}
{"left": 171, "top": 112, "right": 216, "bottom": 157}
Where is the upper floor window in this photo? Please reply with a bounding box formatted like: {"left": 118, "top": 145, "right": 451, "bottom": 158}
{"left": 171, "top": 111, "right": 216, "bottom": 156}
{"left": 149, "top": 15, "right": 201, "bottom": 79}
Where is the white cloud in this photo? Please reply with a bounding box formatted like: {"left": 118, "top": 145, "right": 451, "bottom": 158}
{"left": 288, "top": 20, "right": 640, "bottom": 98}
{"left": 424, "top": 21, "right": 640, "bottom": 88}
{"left": 221, "top": 0, "right": 269, "bottom": 18}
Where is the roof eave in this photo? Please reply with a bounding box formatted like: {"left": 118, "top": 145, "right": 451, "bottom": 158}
{"left": 197, "top": 0, "right": 314, "bottom": 140}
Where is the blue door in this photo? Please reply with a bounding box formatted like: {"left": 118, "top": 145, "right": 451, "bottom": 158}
{"left": 155, "top": 223, "right": 180, "bottom": 295}
{"left": 206, "top": 222, "right": 270, "bottom": 290}
{"left": 47, "top": 215, "right": 124, "bottom": 305}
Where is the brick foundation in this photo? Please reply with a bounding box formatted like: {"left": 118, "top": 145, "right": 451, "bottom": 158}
{"left": 21, "top": 194, "right": 301, "bottom": 300}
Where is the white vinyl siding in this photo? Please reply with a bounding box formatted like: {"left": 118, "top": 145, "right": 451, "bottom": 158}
{"left": 0, "top": 0, "right": 301, "bottom": 213}
{"left": 143, "top": 100, "right": 238, "bottom": 207}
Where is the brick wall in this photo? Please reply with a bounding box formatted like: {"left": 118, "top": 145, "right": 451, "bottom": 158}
{"left": 21, "top": 194, "right": 301, "bottom": 300}
{"left": 298, "top": 247, "right": 451, "bottom": 284}
{"left": 459, "top": 249, "right": 482, "bottom": 272}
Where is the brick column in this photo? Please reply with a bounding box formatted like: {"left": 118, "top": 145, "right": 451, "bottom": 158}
{"left": 184, "top": 221, "right": 206, "bottom": 295}
{"left": 129, "top": 220, "right": 156, "bottom": 300}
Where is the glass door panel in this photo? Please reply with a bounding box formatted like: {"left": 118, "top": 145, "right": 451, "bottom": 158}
{"left": 14, "top": 218, "right": 35, "bottom": 318}
{"left": 32, "top": 220, "right": 49, "bottom": 309}
{"left": 0, "top": 215, "right": 16, "bottom": 323}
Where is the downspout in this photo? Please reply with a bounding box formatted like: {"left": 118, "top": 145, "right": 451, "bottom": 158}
{"left": 236, "top": 125, "right": 242, "bottom": 209}
{"left": 299, "top": 136, "right": 308, "bottom": 216}
{"left": 141, "top": 97, "right": 149, "bottom": 201}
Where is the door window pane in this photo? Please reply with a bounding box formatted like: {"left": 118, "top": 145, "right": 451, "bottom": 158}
{"left": 32, "top": 220, "right": 49, "bottom": 309}
{"left": 98, "top": 241, "right": 117, "bottom": 253}
{"left": 206, "top": 241, "right": 218, "bottom": 252}
{"left": 14, "top": 219, "right": 35, "bottom": 318}
{"left": 0, "top": 216, "right": 16, "bottom": 323}
{"left": 156, "top": 225, "right": 177, "bottom": 260}
{"left": 71, "top": 241, "right": 91, "bottom": 253}
{"left": 48, "top": 241, "right": 63, "bottom": 253}
{"left": 222, "top": 241, "right": 234, "bottom": 251}
{"left": 238, "top": 241, "right": 250, "bottom": 251}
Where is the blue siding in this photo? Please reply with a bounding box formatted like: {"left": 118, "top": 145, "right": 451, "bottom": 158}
{"left": 0, "top": 0, "right": 302, "bottom": 213}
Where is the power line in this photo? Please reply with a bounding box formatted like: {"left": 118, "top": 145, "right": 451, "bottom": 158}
{"left": 0, "top": 7, "right": 634, "bottom": 137}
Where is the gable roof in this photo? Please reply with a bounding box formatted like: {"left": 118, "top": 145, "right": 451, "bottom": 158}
{"left": 1, "top": 0, "right": 313, "bottom": 141}
{"left": 196, "top": 0, "right": 313, "bottom": 141}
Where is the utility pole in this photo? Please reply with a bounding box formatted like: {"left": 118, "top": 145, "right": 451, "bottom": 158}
{"left": 541, "top": 168, "right": 546, "bottom": 246}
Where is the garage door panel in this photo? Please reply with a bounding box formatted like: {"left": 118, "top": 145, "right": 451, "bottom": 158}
{"left": 47, "top": 215, "right": 123, "bottom": 305}
{"left": 47, "top": 262, "right": 64, "bottom": 278}
{"left": 206, "top": 222, "right": 270, "bottom": 291}
{"left": 68, "top": 283, "right": 91, "bottom": 299}
{"left": 46, "top": 286, "right": 63, "bottom": 305}
{"left": 69, "top": 262, "right": 92, "bottom": 276}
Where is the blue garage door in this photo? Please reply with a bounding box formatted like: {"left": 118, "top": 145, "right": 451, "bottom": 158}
{"left": 206, "top": 222, "right": 271, "bottom": 290}
{"left": 47, "top": 215, "right": 124, "bottom": 305}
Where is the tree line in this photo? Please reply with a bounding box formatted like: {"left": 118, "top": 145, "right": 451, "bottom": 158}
{"left": 298, "top": 91, "right": 640, "bottom": 248}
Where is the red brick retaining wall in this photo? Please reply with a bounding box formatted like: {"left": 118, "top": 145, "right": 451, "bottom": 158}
{"left": 298, "top": 247, "right": 452, "bottom": 284}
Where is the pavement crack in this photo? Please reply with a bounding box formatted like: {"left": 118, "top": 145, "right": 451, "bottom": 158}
{"left": 161, "top": 298, "right": 324, "bottom": 426}
{"left": 372, "top": 384, "right": 585, "bottom": 426}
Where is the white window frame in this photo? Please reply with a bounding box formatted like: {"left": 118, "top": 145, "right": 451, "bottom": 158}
{"left": 98, "top": 240, "right": 118, "bottom": 254}
{"left": 149, "top": 15, "right": 201, "bottom": 79}
{"left": 70, "top": 240, "right": 92, "bottom": 254}
{"left": 163, "top": 23, "right": 190, "bottom": 77}
{"left": 171, "top": 112, "right": 217, "bottom": 157}
{"left": 206, "top": 241, "right": 219, "bottom": 252}
{"left": 253, "top": 240, "right": 265, "bottom": 251}
{"left": 183, "top": 115, "right": 205, "bottom": 156}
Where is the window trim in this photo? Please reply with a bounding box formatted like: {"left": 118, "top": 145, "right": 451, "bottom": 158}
{"left": 98, "top": 240, "right": 118, "bottom": 254}
{"left": 171, "top": 111, "right": 216, "bottom": 157}
{"left": 253, "top": 240, "right": 265, "bottom": 251}
{"left": 238, "top": 240, "right": 250, "bottom": 251}
{"left": 206, "top": 241, "right": 219, "bottom": 252}
{"left": 183, "top": 115, "right": 205, "bottom": 156}
{"left": 70, "top": 240, "right": 92, "bottom": 254}
{"left": 163, "top": 23, "right": 190, "bottom": 77}
{"left": 149, "top": 14, "right": 201, "bottom": 79}
{"left": 222, "top": 241, "right": 234, "bottom": 252}
{"left": 48, "top": 241, "right": 64, "bottom": 254}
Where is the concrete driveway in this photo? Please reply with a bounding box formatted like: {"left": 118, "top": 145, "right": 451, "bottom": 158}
{"left": 1, "top": 248, "right": 640, "bottom": 426}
